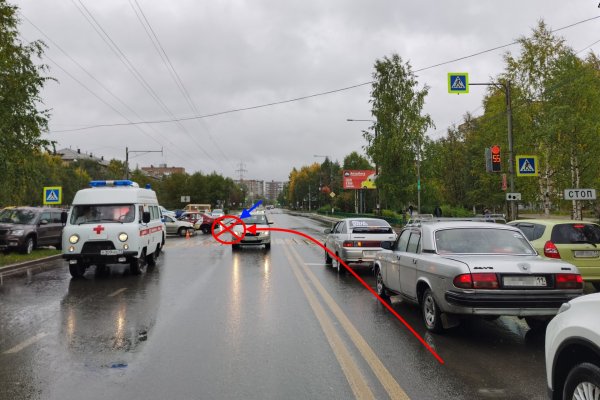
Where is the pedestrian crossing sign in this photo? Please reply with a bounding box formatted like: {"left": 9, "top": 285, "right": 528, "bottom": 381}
{"left": 516, "top": 155, "right": 538, "bottom": 177}
{"left": 43, "top": 186, "right": 62, "bottom": 205}
{"left": 448, "top": 73, "right": 469, "bottom": 94}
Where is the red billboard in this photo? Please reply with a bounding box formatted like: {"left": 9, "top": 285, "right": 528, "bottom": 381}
{"left": 342, "top": 170, "right": 377, "bottom": 190}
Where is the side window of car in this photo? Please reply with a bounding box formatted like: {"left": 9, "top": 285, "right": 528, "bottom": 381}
{"left": 138, "top": 205, "right": 144, "bottom": 223}
{"left": 40, "top": 211, "right": 51, "bottom": 223}
{"left": 395, "top": 230, "right": 411, "bottom": 252}
{"left": 406, "top": 232, "right": 421, "bottom": 254}
{"left": 339, "top": 222, "right": 347, "bottom": 234}
{"left": 333, "top": 222, "right": 342, "bottom": 234}
{"left": 51, "top": 212, "right": 62, "bottom": 223}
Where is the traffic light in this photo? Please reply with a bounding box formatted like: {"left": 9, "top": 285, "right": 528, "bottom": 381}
{"left": 490, "top": 145, "right": 501, "bottom": 172}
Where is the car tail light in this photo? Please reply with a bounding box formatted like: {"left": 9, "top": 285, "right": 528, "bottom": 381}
{"left": 453, "top": 274, "right": 472, "bottom": 289}
{"left": 453, "top": 273, "right": 499, "bottom": 289}
{"left": 343, "top": 241, "right": 354, "bottom": 247}
{"left": 472, "top": 273, "right": 499, "bottom": 289}
{"left": 544, "top": 241, "right": 561, "bottom": 258}
{"left": 555, "top": 274, "right": 583, "bottom": 289}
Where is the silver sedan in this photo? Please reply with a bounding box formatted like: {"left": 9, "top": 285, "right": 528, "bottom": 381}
{"left": 323, "top": 218, "right": 397, "bottom": 272}
{"left": 373, "top": 221, "right": 584, "bottom": 332}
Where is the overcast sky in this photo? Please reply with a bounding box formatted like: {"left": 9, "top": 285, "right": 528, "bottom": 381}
{"left": 15, "top": 0, "right": 600, "bottom": 182}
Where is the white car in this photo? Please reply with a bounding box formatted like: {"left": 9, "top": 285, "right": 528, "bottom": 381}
{"left": 230, "top": 213, "right": 272, "bottom": 251}
{"left": 211, "top": 209, "right": 225, "bottom": 218}
{"left": 323, "top": 218, "right": 397, "bottom": 273}
{"left": 545, "top": 292, "right": 600, "bottom": 399}
{"left": 163, "top": 215, "right": 195, "bottom": 237}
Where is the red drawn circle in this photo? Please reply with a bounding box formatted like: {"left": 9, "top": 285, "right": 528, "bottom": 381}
{"left": 212, "top": 215, "right": 246, "bottom": 245}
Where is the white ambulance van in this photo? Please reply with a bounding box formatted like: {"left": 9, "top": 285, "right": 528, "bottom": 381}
{"left": 61, "top": 180, "right": 166, "bottom": 278}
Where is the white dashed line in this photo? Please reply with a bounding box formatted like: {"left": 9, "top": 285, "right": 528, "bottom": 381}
{"left": 3, "top": 332, "right": 48, "bottom": 354}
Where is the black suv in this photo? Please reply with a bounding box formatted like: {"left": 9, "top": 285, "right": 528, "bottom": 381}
{"left": 0, "top": 207, "right": 64, "bottom": 254}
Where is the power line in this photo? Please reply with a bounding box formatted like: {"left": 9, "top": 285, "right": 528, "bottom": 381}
{"left": 52, "top": 14, "right": 600, "bottom": 134}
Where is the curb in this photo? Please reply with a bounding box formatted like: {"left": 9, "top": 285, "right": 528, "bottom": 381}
{"left": 0, "top": 254, "right": 63, "bottom": 275}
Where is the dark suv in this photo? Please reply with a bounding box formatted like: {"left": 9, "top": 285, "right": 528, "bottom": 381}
{"left": 0, "top": 207, "right": 64, "bottom": 254}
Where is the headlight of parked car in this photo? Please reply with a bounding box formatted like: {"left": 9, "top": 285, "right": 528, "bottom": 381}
{"left": 69, "top": 234, "right": 79, "bottom": 244}
{"left": 118, "top": 233, "right": 128, "bottom": 242}
{"left": 9, "top": 229, "right": 24, "bottom": 236}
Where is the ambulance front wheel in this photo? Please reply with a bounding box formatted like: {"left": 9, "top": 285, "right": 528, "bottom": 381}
{"left": 69, "top": 263, "right": 87, "bottom": 279}
{"left": 130, "top": 251, "right": 147, "bottom": 275}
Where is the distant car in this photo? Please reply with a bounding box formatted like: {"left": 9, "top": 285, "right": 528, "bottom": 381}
{"left": 179, "top": 212, "right": 202, "bottom": 226}
{"left": 159, "top": 206, "right": 176, "bottom": 218}
{"left": 195, "top": 212, "right": 218, "bottom": 234}
{"left": 230, "top": 213, "right": 272, "bottom": 250}
{"left": 545, "top": 292, "right": 600, "bottom": 399}
{"left": 163, "top": 215, "right": 195, "bottom": 237}
{"left": 373, "top": 221, "right": 584, "bottom": 332}
{"left": 211, "top": 209, "right": 225, "bottom": 218}
{"left": 323, "top": 218, "right": 397, "bottom": 273}
{"left": 0, "top": 207, "right": 64, "bottom": 254}
{"left": 508, "top": 219, "right": 600, "bottom": 291}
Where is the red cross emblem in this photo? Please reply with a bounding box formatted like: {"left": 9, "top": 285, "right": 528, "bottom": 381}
{"left": 93, "top": 225, "right": 105, "bottom": 234}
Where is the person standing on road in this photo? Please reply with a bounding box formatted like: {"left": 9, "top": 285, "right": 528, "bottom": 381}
{"left": 408, "top": 205, "right": 414, "bottom": 217}
{"left": 434, "top": 205, "right": 442, "bottom": 218}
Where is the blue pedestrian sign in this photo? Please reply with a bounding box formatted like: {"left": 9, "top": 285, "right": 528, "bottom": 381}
{"left": 516, "top": 155, "right": 538, "bottom": 177}
{"left": 43, "top": 186, "right": 62, "bottom": 205}
{"left": 448, "top": 73, "right": 469, "bottom": 94}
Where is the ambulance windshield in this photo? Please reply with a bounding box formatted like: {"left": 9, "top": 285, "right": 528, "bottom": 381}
{"left": 71, "top": 204, "right": 135, "bottom": 224}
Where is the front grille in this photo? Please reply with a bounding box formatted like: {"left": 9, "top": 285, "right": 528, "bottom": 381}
{"left": 0, "top": 229, "right": 9, "bottom": 236}
{"left": 81, "top": 241, "right": 115, "bottom": 253}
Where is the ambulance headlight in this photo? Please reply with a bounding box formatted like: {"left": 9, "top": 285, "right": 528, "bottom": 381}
{"left": 118, "top": 233, "right": 128, "bottom": 242}
{"left": 69, "top": 234, "right": 79, "bottom": 244}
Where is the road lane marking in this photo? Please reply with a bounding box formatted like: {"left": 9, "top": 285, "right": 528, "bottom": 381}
{"left": 107, "top": 288, "right": 127, "bottom": 297}
{"left": 283, "top": 246, "right": 375, "bottom": 400}
{"left": 289, "top": 246, "right": 410, "bottom": 400}
{"left": 3, "top": 332, "right": 48, "bottom": 354}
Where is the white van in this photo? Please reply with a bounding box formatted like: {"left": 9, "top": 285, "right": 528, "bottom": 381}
{"left": 61, "top": 180, "right": 166, "bottom": 278}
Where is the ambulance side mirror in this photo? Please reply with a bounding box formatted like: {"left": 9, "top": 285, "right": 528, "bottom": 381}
{"left": 61, "top": 211, "right": 68, "bottom": 225}
{"left": 142, "top": 211, "right": 151, "bottom": 224}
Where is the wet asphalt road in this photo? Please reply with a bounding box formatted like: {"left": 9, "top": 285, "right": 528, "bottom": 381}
{"left": 0, "top": 211, "right": 553, "bottom": 400}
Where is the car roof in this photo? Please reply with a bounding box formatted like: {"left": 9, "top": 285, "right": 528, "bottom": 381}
{"left": 509, "top": 219, "right": 599, "bottom": 226}
{"left": 413, "top": 220, "right": 518, "bottom": 230}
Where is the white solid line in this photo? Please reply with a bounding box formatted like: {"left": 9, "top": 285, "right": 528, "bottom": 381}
{"left": 304, "top": 263, "right": 325, "bottom": 266}
{"left": 107, "top": 288, "right": 127, "bottom": 297}
{"left": 3, "top": 332, "right": 48, "bottom": 354}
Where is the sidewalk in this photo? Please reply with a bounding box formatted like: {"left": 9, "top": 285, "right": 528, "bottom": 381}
{"left": 0, "top": 254, "right": 63, "bottom": 276}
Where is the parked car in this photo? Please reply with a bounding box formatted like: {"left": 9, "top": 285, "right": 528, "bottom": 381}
{"left": 195, "top": 212, "right": 218, "bottom": 234}
{"left": 159, "top": 205, "right": 176, "bottom": 218}
{"left": 373, "top": 220, "right": 584, "bottom": 332}
{"left": 179, "top": 212, "right": 202, "bottom": 226}
{"left": 163, "top": 215, "right": 195, "bottom": 237}
{"left": 0, "top": 206, "right": 64, "bottom": 254}
{"left": 508, "top": 219, "right": 600, "bottom": 291}
{"left": 545, "top": 292, "right": 600, "bottom": 399}
{"left": 323, "top": 218, "right": 397, "bottom": 272}
{"left": 211, "top": 209, "right": 225, "bottom": 218}
{"left": 230, "top": 213, "right": 272, "bottom": 250}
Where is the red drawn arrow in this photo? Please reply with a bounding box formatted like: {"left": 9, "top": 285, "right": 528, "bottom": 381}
{"left": 249, "top": 224, "right": 445, "bottom": 365}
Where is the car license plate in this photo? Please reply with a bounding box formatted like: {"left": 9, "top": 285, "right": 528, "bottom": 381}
{"left": 503, "top": 276, "right": 547, "bottom": 287}
{"left": 362, "top": 250, "right": 377, "bottom": 257}
{"left": 574, "top": 250, "right": 599, "bottom": 258}
{"left": 100, "top": 249, "right": 123, "bottom": 255}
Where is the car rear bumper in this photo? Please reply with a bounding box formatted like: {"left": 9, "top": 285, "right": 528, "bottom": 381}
{"left": 340, "top": 248, "right": 380, "bottom": 264}
{"left": 444, "top": 291, "right": 581, "bottom": 315}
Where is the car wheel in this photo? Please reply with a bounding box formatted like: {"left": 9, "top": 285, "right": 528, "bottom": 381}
{"left": 55, "top": 241, "right": 62, "bottom": 250}
{"left": 592, "top": 282, "right": 600, "bottom": 292}
{"left": 69, "top": 263, "right": 87, "bottom": 278}
{"left": 20, "top": 237, "right": 35, "bottom": 254}
{"left": 324, "top": 247, "right": 332, "bottom": 265}
{"left": 524, "top": 316, "right": 551, "bottom": 331}
{"left": 563, "top": 362, "right": 600, "bottom": 400}
{"left": 146, "top": 250, "right": 157, "bottom": 267}
{"left": 130, "top": 250, "right": 147, "bottom": 275}
{"left": 264, "top": 243, "right": 271, "bottom": 251}
{"left": 375, "top": 266, "right": 390, "bottom": 303}
{"left": 178, "top": 227, "right": 187, "bottom": 237}
{"left": 232, "top": 244, "right": 240, "bottom": 251}
{"left": 334, "top": 255, "right": 345, "bottom": 274}
{"left": 202, "top": 226, "right": 210, "bottom": 234}
{"left": 422, "top": 288, "right": 443, "bottom": 333}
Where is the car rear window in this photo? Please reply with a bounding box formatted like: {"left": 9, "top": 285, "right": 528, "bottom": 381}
{"left": 514, "top": 223, "right": 546, "bottom": 241}
{"left": 435, "top": 228, "right": 536, "bottom": 255}
{"left": 550, "top": 223, "right": 600, "bottom": 244}
{"left": 349, "top": 219, "right": 393, "bottom": 234}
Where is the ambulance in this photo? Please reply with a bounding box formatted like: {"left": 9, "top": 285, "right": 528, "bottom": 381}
{"left": 61, "top": 180, "right": 165, "bottom": 278}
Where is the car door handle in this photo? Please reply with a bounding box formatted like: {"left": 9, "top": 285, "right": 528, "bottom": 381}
{"left": 412, "top": 259, "right": 417, "bottom": 264}
{"left": 396, "top": 255, "right": 401, "bottom": 260}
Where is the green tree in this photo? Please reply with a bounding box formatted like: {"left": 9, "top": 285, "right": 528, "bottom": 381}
{"left": 365, "top": 54, "right": 434, "bottom": 212}
{"left": 0, "top": 1, "right": 53, "bottom": 205}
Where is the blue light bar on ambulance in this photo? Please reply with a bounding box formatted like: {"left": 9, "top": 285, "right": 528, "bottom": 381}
{"left": 89, "top": 180, "right": 136, "bottom": 187}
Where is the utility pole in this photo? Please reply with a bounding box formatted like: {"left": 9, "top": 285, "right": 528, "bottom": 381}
{"left": 125, "top": 147, "right": 163, "bottom": 179}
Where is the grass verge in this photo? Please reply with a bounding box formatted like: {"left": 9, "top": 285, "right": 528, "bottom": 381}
{"left": 0, "top": 248, "right": 61, "bottom": 267}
